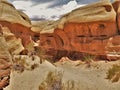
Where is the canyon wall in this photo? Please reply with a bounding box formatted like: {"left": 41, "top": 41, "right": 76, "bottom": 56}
{"left": 40, "top": 0, "right": 120, "bottom": 60}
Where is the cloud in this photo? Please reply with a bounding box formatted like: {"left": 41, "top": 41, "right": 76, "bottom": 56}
{"left": 77, "top": 0, "right": 99, "bottom": 4}
{"left": 10, "top": 0, "right": 100, "bottom": 21}
{"left": 12, "top": 1, "right": 33, "bottom": 11}
{"left": 60, "top": 0, "right": 78, "bottom": 15}
{"left": 12, "top": 0, "right": 55, "bottom": 20}
{"left": 27, "top": 0, "right": 84, "bottom": 20}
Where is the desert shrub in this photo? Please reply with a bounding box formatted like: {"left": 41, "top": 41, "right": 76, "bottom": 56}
{"left": 83, "top": 54, "right": 96, "bottom": 63}
{"left": 62, "top": 80, "right": 77, "bottom": 90}
{"left": 34, "top": 47, "right": 45, "bottom": 63}
{"left": 12, "top": 55, "right": 39, "bottom": 72}
{"left": 39, "top": 71, "right": 63, "bottom": 90}
{"left": 106, "top": 64, "right": 120, "bottom": 82}
{"left": 39, "top": 70, "right": 78, "bottom": 90}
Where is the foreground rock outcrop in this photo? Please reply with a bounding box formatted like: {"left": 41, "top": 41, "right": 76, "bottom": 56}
{"left": 0, "top": 32, "right": 12, "bottom": 89}
{"left": 4, "top": 59, "right": 120, "bottom": 90}
{"left": 0, "top": 0, "right": 40, "bottom": 89}
{"left": 40, "top": 0, "right": 120, "bottom": 60}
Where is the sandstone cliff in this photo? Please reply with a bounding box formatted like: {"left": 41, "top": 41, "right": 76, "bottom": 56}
{"left": 40, "top": 0, "right": 120, "bottom": 60}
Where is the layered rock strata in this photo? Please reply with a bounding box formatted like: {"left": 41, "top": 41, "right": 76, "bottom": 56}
{"left": 40, "top": 0, "right": 120, "bottom": 60}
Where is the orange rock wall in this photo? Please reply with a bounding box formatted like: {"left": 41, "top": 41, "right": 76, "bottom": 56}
{"left": 0, "top": 21, "right": 40, "bottom": 46}
{"left": 40, "top": 1, "right": 120, "bottom": 60}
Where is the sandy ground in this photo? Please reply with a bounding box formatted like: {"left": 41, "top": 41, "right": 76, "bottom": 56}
{"left": 3, "top": 57, "right": 120, "bottom": 90}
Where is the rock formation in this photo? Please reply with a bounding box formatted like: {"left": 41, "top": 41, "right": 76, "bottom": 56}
{"left": 0, "top": 0, "right": 40, "bottom": 47}
{"left": 0, "top": 27, "right": 12, "bottom": 89}
{"left": 40, "top": 0, "right": 120, "bottom": 60}
{"left": 1, "top": 0, "right": 120, "bottom": 89}
{"left": 0, "top": 0, "right": 40, "bottom": 89}
{"left": 0, "top": 0, "right": 120, "bottom": 90}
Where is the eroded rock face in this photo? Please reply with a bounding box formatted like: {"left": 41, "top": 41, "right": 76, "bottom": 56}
{"left": 40, "top": 0, "right": 120, "bottom": 60}
{"left": 0, "top": 31, "right": 12, "bottom": 89}
{"left": 0, "top": 0, "right": 40, "bottom": 47}
{"left": 0, "top": 0, "right": 40, "bottom": 89}
{"left": 2, "top": 27, "right": 24, "bottom": 55}
{"left": 112, "top": 0, "right": 120, "bottom": 33}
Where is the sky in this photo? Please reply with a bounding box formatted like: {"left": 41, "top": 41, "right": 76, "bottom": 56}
{"left": 8, "top": 0, "right": 107, "bottom": 21}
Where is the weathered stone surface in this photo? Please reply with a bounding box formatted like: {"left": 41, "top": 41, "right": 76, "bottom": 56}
{"left": 2, "top": 27, "right": 24, "bottom": 55}
{"left": 63, "top": 22, "right": 117, "bottom": 37}
{"left": 0, "top": 33, "right": 12, "bottom": 89}
{"left": 0, "top": 0, "right": 40, "bottom": 48}
{"left": 0, "top": 0, "right": 31, "bottom": 27}
{"left": 40, "top": 0, "right": 119, "bottom": 60}
{"left": 58, "top": 1, "right": 116, "bottom": 29}
{"left": 32, "top": 20, "right": 59, "bottom": 34}
{"left": 112, "top": 0, "right": 120, "bottom": 33}
{"left": 0, "top": 1, "right": 40, "bottom": 89}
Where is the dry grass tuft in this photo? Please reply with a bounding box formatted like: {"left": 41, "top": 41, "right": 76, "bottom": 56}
{"left": 39, "top": 70, "right": 77, "bottom": 90}
{"left": 39, "top": 71, "right": 63, "bottom": 90}
{"left": 106, "top": 64, "right": 120, "bottom": 82}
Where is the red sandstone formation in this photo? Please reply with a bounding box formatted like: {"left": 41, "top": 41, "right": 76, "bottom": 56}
{"left": 40, "top": 0, "right": 120, "bottom": 60}
{"left": 0, "top": 0, "right": 40, "bottom": 47}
